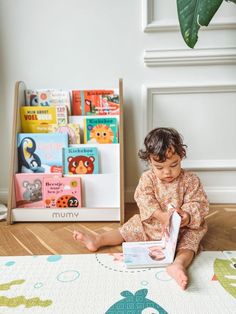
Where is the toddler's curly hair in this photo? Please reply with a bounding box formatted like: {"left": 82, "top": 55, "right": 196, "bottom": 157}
{"left": 138, "top": 128, "right": 187, "bottom": 162}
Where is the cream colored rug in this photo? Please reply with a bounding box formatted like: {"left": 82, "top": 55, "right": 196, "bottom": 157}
{"left": 0, "top": 251, "right": 235, "bottom": 313}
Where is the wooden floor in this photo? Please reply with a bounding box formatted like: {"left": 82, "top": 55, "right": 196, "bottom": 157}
{"left": 0, "top": 203, "right": 235, "bottom": 256}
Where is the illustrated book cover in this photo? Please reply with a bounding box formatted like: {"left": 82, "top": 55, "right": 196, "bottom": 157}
{"left": 20, "top": 106, "right": 68, "bottom": 133}
{"left": 17, "top": 133, "right": 68, "bottom": 174}
{"left": 48, "top": 123, "right": 80, "bottom": 144}
{"left": 63, "top": 146, "right": 99, "bottom": 175}
{"left": 72, "top": 90, "right": 119, "bottom": 116}
{"left": 122, "top": 211, "right": 181, "bottom": 269}
{"left": 25, "top": 89, "right": 71, "bottom": 113}
{"left": 43, "top": 177, "right": 82, "bottom": 208}
{"left": 84, "top": 117, "right": 119, "bottom": 144}
{"left": 14, "top": 173, "right": 61, "bottom": 208}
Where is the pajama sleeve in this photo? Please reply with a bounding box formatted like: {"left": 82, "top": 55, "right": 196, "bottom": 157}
{"left": 181, "top": 173, "right": 209, "bottom": 229}
{"left": 134, "top": 171, "right": 162, "bottom": 222}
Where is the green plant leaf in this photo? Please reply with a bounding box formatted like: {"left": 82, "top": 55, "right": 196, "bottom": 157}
{"left": 177, "top": 0, "right": 223, "bottom": 48}
{"left": 225, "top": 0, "right": 236, "bottom": 4}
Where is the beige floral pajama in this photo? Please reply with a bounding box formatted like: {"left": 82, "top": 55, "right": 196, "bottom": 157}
{"left": 119, "top": 169, "right": 209, "bottom": 254}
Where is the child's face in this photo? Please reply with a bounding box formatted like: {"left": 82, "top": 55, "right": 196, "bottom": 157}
{"left": 150, "top": 152, "right": 182, "bottom": 183}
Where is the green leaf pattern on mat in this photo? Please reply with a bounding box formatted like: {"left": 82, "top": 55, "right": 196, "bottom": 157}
{"left": 0, "top": 280, "right": 25, "bottom": 291}
{"left": 0, "top": 279, "right": 52, "bottom": 308}
{"left": 214, "top": 258, "right": 236, "bottom": 299}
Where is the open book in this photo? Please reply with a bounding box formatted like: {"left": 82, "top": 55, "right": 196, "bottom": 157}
{"left": 122, "top": 211, "right": 181, "bottom": 269}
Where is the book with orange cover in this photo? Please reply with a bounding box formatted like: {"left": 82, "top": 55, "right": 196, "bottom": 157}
{"left": 72, "top": 90, "right": 119, "bottom": 115}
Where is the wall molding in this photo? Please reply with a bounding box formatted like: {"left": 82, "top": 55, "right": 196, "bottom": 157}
{"left": 182, "top": 159, "right": 236, "bottom": 171}
{"left": 144, "top": 47, "right": 236, "bottom": 66}
{"left": 142, "top": 82, "right": 236, "bottom": 136}
{"left": 142, "top": 0, "right": 236, "bottom": 32}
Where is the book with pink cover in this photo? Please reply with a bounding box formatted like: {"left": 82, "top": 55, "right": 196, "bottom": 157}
{"left": 14, "top": 173, "right": 61, "bottom": 208}
{"left": 43, "top": 177, "right": 82, "bottom": 208}
{"left": 122, "top": 211, "right": 181, "bottom": 268}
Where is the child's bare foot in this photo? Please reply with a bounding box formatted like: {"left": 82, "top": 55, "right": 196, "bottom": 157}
{"left": 166, "top": 263, "right": 188, "bottom": 290}
{"left": 73, "top": 230, "right": 100, "bottom": 252}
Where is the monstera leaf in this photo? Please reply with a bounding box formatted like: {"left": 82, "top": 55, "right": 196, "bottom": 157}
{"left": 177, "top": 0, "right": 223, "bottom": 48}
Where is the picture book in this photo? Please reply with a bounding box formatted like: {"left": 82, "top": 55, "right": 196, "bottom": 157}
{"left": 63, "top": 146, "right": 99, "bottom": 175}
{"left": 72, "top": 90, "right": 119, "bottom": 115}
{"left": 43, "top": 177, "right": 82, "bottom": 208}
{"left": 48, "top": 123, "right": 80, "bottom": 144}
{"left": 20, "top": 106, "right": 68, "bottom": 133}
{"left": 122, "top": 211, "right": 181, "bottom": 269}
{"left": 17, "top": 133, "right": 68, "bottom": 174}
{"left": 14, "top": 173, "right": 61, "bottom": 208}
{"left": 25, "top": 89, "right": 71, "bottom": 113}
{"left": 84, "top": 117, "right": 119, "bottom": 144}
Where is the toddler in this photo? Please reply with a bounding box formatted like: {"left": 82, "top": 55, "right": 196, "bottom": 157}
{"left": 73, "top": 127, "right": 209, "bottom": 290}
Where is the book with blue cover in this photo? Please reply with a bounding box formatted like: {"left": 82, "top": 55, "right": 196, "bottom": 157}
{"left": 17, "top": 133, "right": 68, "bottom": 174}
{"left": 63, "top": 146, "right": 99, "bottom": 175}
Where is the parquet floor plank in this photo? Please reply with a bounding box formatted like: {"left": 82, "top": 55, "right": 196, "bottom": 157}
{"left": 0, "top": 203, "right": 235, "bottom": 256}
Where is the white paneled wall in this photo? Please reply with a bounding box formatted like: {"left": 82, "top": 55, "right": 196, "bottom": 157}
{"left": 0, "top": 0, "right": 236, "bottom": 204}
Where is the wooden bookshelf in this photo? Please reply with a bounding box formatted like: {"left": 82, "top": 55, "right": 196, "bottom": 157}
{"left": 7, "top": 79, "right": 124, "bottom": 224}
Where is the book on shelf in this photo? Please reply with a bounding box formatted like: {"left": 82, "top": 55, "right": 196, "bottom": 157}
{"left": 25, "top": 89, "right": 71, "bottom": 113}
{"left": 17, "top": 133, "right": 68, "bottom": 174}
{"left": 72, "top": 90, "right": 119, "bottom": 115}
{"left": 48, "top": 123, "right": 80, "bottom": 144}
{"left": 84, "top": 117, "right": 119, "bottom": 144}
{"left": 43, "top": 177, "right": 82, "bottom": 208}
{"left": 14, "top": 173, "right": 61, "bottom": 208}
{"left": 20, "top": 106, "right": 68, "bottom": 133}
{"left": 63, "top": 146, "right": 99, "bottom": 175}
{"left": 122, "top": 211, "right": 181, "bottom": 269}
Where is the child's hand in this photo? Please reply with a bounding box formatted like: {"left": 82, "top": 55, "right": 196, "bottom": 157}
{"left": 153, "top": 210, "right": 172, "bottom": 237}
{"left": 175, "top": 208, "right": 190, "bottom": 227}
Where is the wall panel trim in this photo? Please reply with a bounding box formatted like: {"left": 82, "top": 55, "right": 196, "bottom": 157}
{"left": 144, "top": 47, "right": 236, "bottom": 66}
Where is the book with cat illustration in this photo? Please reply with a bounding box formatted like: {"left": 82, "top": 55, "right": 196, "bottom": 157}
{"left": 17, "top": 133, "right": 68, "bottom": 174}
{"left": 43, "top": 177, "right": 82, "bottom": 208}
{"left": 72, "top": 89, "right": 119, "bottom": 115}
{"left": 122, "top": 211, "right": 181, "bottom": 269}
{"left": 63, "top": 146, "right": 99, "bottom": 175}
{"left": 83, "top": 117, "right": 119, "bottom": 144}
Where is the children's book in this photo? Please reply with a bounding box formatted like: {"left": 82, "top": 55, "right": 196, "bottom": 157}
{"left": 122, "top": 211, "right": 181, "bottom": 269}
{"left": 84, "top": 117, "right": 119, "bottom": 144}
{"left": 14, "top": 173, "right": 61, "bottom": 208}
{"left": 25, "top": 89, "right": 71, "bottom": 113}
{"left": 17, "top": 133, "right": 68, "bottom": 174}
{"left": 72, "top": 90, "right": 119, "bottom": 115}
{"left": 43, "top": 177, "right": 82, "bottom": 208}
{"left": 48, "top": 123, "right": 80, "bottom": 144}
{"left": 63, "top": 146, "right": 99, "bottom": 175}
{"left": 20, "top": 106, "right": 68, "bottom": 133}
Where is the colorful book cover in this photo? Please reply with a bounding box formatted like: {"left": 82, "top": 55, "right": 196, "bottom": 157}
{"left": 122, "top": 211, "right": 181, "bottom": 269}
{"left": 25, "top": 89, "right": 71, "bottom": 113}
{"left": 43, "top": 177, "right": 82, "bottom": 208}
{"left": 63, "top": 146, "right": 99, "bottom": 175}
{"left": 17, "top": 133, "right": 68, "bottom": 174}
{"left": 72, "top": 90, "right": 119, "bottom": 115}
{"left": 14, "top": 173, "right": 61, "bottom": 208}
{"left": 48, "top": 123, "right": 80, "bottom": 144}
{"left": 84, "top": 117, "right": 119, "bottom": 144}
{"left": 20, "top": 106, "right": 68, "bottom": 133}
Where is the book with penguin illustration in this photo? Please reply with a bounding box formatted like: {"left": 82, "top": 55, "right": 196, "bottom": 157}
{"left": 7, "top": 80, "right": 124, "bottom": 223}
